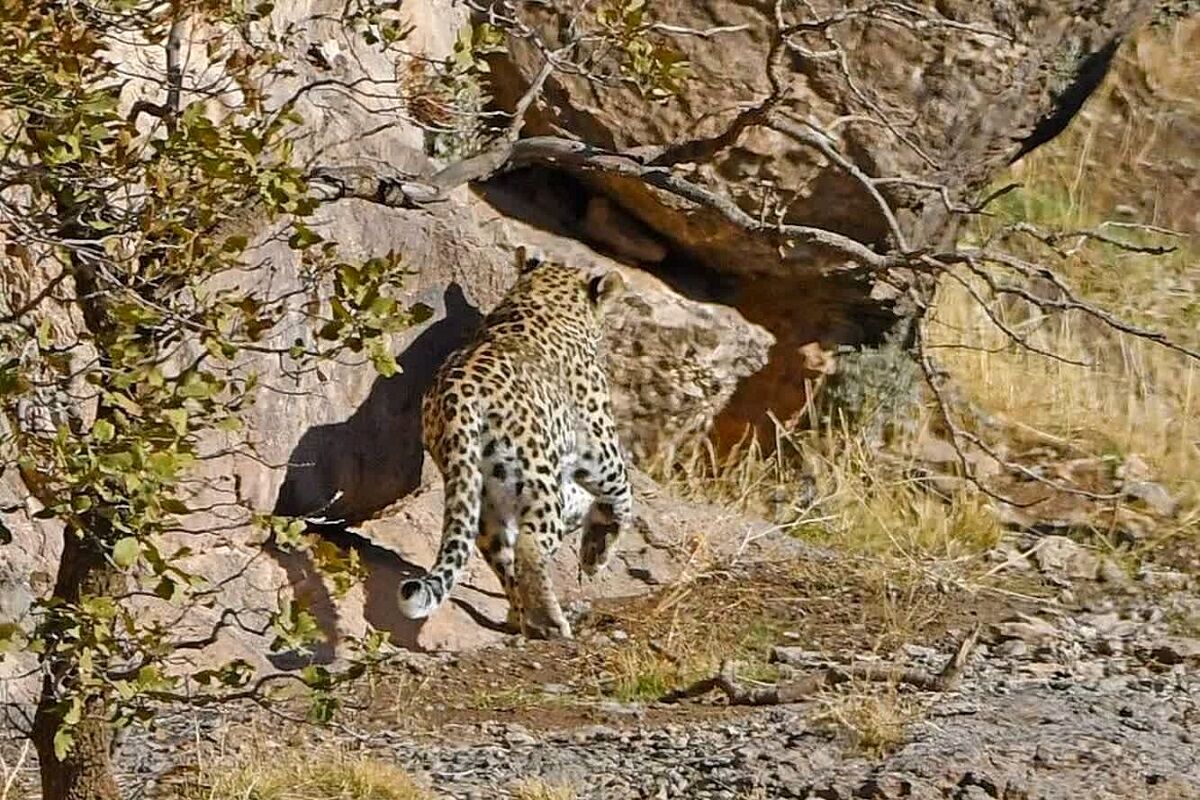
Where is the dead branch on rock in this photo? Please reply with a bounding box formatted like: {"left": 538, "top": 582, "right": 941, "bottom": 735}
{"left": 310, "top": 134, "right": 901, "bottom": 270}
{"left": 660, "top": 624, "right": 979, "bottom": 706}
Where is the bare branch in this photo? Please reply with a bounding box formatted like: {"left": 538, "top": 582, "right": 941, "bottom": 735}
{"left": 769, "top": 111, "right": 908, "bottom": 250}
{"left": 953, "top": 250, "right": 1200, "bottom": 362}
{"left": 661, "top": 625, "right": 980, "bottom": 706}
{"left": 648, "top": 22, "right": 751, "bottom": 38}
{"left": 914, "top": 314, "right": 1123, "bottom": 505}
{"left": 1007, "top": 221, "right": 1179, "bottom": 256}
{"left": 127, "top": 15, "right": 186, "bottom": 129}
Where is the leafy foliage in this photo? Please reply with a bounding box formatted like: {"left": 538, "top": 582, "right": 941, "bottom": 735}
{"left": 0, "top": 0, "right": 423, "bottom": 773}
{"left": 596, "top": 0, "right": 691, "bottom": 100}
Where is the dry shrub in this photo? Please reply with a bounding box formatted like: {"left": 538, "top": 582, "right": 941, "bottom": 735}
{"left": 813, "top": 684, "right": 922, "bottom": 758}
{"left": 510, "top": 779, "right": 578, "bottom": 800}
{"left": 171, "top": 747, "right": 430, "bottom": 800}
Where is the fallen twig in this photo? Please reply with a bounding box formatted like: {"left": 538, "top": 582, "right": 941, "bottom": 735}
{"left": 660, "top": 624, "right": 980, "bottom": 706}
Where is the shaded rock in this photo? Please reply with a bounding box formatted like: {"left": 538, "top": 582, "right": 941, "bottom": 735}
{"left": 1032, "top": 536, "right": 1102, "bottom": 583}
{"left": 1143, "top": 637, "right": 1200, "bottom": 666}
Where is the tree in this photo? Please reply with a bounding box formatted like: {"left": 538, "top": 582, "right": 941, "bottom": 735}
{"left": 0, "top": 1, "right": 1195, "bottom": 799}
{"left": 0, "top": 3, "right": 426, "bottom": 797}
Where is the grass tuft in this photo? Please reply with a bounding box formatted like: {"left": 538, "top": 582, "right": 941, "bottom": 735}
{"left": 171, "top": 747, "right": 430, "bottom": 800}
{"left": 511, "top": 779, "right": 578, "bottom": 800}
{"left": 813, "top": 685, "right": 921, "bottom": 758}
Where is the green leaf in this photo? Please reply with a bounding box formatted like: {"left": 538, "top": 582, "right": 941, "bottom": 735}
{"left": 222, "top": 234, "right": 249, "bottom": 252}
{"left": 92, "top": 419, "right": 115, "bottom": 442}
{"left": 287, "top": 224, "right": 323, "bottom": 250}
{"left": 36, "top": 318, "right": 54, "bottom": 349}
{"left": 164, "top": 408, "right": 188, "bottom": 436}
{"left": 112, "top": 537, "right": 140, "bottom": 568}
{"left": 160, "top": 497, "right": 190, "bottom": 515}
{"left": 369, "top": 341, "right": 399, "bottom": 378}
{"left": 62, "top": 696, "right": 83, "bottom": 726}
{"left": 409, "top": 302, "right": 434, "bottom": 325}
{"left": 154, "top": 577, "right": 178, "bottom": 601}
{"left": 0, "top": 622, "right": 26, "bottom": 654}
{"left": 53, "top": 727, "right": 74, "bottom": 761}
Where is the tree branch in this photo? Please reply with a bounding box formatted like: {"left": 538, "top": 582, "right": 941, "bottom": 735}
{"left": 310, "top": 135, "right": 901, "bottom": 270}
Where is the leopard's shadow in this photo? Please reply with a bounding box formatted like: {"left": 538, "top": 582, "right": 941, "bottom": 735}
{"left": 266, "top": 283, "right": 494, "bottom": 667}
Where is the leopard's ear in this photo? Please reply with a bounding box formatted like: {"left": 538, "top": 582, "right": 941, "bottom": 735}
{"left": 515, "top": 245, "right": 546, "bottom": 274}
{"left": 587, "top": 270, "right": 626, "bottom": 311}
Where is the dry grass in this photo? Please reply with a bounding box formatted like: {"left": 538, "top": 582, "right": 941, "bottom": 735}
{"left": 931, "top": 16, "right": 1200, "bottom": 545}
{"left": 656, "top": 416, "right": 1004, "bottom": 565}
{"left": 171, "top": 747, "right": 430, "bottom": 800}
{"left": 813, "top": 684, "right": 922, "bottom": 758}
{"left": 655, "top": 17, "right": 1199, "bottom": 570}
{"left": 510, "top": 779, "right": 578, "bottom": 800}
{"left": 598, "top": 581, "right": 786, "bottom": 702}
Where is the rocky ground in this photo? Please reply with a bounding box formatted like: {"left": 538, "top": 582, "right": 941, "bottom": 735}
{"left": 35, "top": 540, "right": 1191, "bottom": 800}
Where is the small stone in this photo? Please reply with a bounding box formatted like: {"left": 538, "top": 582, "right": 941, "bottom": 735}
{"left": 994, "top": 639, "right": 1029, "bottom": 658}
{"left": 1020, "top": 661, "right": 1064, "bottom": 678}
{"left": 1117, "top": 455, "right": 1179, "bottom": 516}
{"left": 598, "top": 700, "right": 643, "bottom": 717}
{"left": 1145, "top": 637, "right": 1200, "bottom": 665}
{"left": 901, "top": 643, "right": 938, "bottom": 660}
{"left": 610, "top": 629, "right": 629, "bottom": 642}
{"left": 1122, "top": 480, "right": 1179, "bottom": 517}
{"left": 504, "top": 727, "right": 537, "bottom": 746}
{"left": 1098, "top": 558, "right": 1132, "bottom": 588}
{"left": 1137, "top": 569, "right": 1193, "bottom": 591}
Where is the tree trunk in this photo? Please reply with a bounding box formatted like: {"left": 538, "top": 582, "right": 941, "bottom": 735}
{"left": 33, "top": 701, "right": 121, "bottom": 800}
{"left": 30, "top": 532, "right": 123, "bottom": 800}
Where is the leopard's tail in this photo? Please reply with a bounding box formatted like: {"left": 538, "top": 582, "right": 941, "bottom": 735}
{"left": 397, "top": 410, "right": 483, "bottom": 620}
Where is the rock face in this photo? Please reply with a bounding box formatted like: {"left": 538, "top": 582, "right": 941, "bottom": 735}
{"left": 484, "top": 0, "right": 1155, "bottom": 444}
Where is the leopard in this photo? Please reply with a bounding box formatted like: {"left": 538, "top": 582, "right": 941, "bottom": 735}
{"left": 397, "top": 247, "right": 633, "bottom": 640}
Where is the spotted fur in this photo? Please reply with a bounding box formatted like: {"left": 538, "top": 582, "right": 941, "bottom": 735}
{"left": 397, "top": 249, "right": 633, "bottom": 639}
